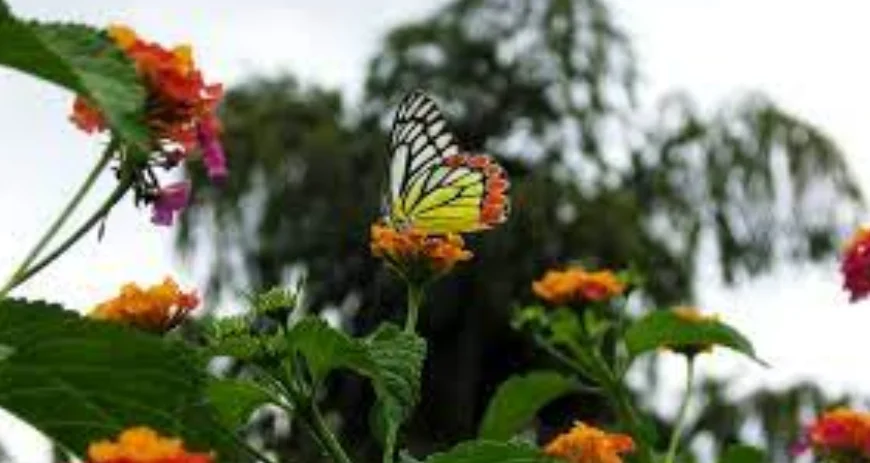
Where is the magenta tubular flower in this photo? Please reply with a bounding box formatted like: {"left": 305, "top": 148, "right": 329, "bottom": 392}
{"left": 197, "top": 121, "right": 228, "bottom": 182}
{"left": 151, "top": 181, "right": 190, "bottom": 226}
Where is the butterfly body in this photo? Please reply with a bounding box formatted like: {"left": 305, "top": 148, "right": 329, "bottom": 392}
{"left": 385, "top": 91, "right": 510, "bottom": 234}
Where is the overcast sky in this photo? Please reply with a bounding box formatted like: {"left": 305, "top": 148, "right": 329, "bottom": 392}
{"left": 1, "top": 1, "right": 869, "bottom": 461}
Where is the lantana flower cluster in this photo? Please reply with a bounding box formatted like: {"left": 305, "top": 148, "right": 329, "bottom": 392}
{"left": 544, "top": 421, "right": 635, "bottom": 463}
{"left": 532, "top": 266, "right": 626, "bottom": 305}
{"left": 71, "top": 24, "right": 226, "bottom": 226}
{"left": 795, "top": 408, "right": 870, "bottom": 462}
{"left": 370, "top": 223, "right": 472, "bottom": 284}
{"left": 85, "top": 426, "right": 213, "bottom": 463}
{"left": 89, "top": 277, "right": 199, "bottom": 333}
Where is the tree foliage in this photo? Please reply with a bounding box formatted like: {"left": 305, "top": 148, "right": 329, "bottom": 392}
{"left": 177, "top": 0, "right": 863, "bottom": 460}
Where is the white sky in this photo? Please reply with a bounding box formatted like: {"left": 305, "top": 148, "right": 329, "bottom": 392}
{"left": 1, "top": 0, "right": 869, "bottom": 461}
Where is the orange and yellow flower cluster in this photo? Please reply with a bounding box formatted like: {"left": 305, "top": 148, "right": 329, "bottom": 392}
{"left": 370, "top": 223, "right": 472, "bottom": 284}
{"left": 89, "top": 277, "right": 199, "bottom": 333}
{"left": 842, "top": 226, "right": 870, "bottom": 302}
{"left": 794, "top": 408, "right": 870, "bottom": 461}
{"left": 86, "top": 426, "right": 213, "bottom": 463}
{"left": 532, "top": 267, "right": 626, "bottom": 305}
{"left": 70, "top": 24, "right": 226, "bottom": 226}
{"left": 544, "top": 422, "right": 635, "bottom": 463}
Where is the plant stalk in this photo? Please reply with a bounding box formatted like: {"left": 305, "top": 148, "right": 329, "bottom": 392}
{"left": 404, "top": 284, "right": 424, "bottom": 333}
{"left": 2, "top": 178, "right": 131, "bottom": 295}
{"left": 665, "top": 358, "right": 696, "bottom": 463}
{"left": 0, "top": 140, "right": 116, "bottom": 298}
{"left": 307, "top": 404, "right": 354, "bottom": 463}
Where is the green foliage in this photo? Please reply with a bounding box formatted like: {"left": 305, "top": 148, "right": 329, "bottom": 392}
{"left": 286, "top": 317, "right": 376, "bottom": 386}
{"left": 247, "top": 285, "right": 300, "bottom": 318}
{"left": 285, "top": 318, "right": 425, "bottom": 459}
{"left": 0, "top": 7, "right": 149, "bottom": 151}
{"left": 205, "top": 314, "right": 287, "bottom": 362}
{"left": 478, "top": 371, "right": 576, "bottom": 440}
{"left": 624, "top": 310, "right": 765, "bottom": 365}
{"left": 366, "top": 324, "right": 427, "bottom": 459}
{"left": 207, "top": 378, "right": 275, "bottom": 431}
{"left": 424, "top": 440, "right": 557, "bottom": 463}
{"left": 0, "top": 299, "right": 242, "bottom": 460}
{"left": 720, "top": 445, "right": 766, "bottom": 463}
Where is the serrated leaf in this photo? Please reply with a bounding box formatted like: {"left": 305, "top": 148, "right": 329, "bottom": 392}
{"left": 207, "top": 378, "right": 274, "bottom": 430}
{"left": 720, "top": 444, "right": 766, "bottom": 463}
{"left": 0, "top": 299, "right": 245, "bottom": 460}
{"left": 286, "top": 317, "right": 376, "bottom": 384}
{"left": 624, "top": 310, "right": 766, "bottom": 365}
{"left": 0, "top": 17, "right": 149, "bottom": 151}
{"left": 478, "top": 371, "right": 576, "bottom": 440}
{"left": 366, "top": 323, "right": 426, "bottom": 461}
{"left": 285, "top": 319, "right": 426, "bottom": 461}
{"left": 425, "top": 440, "right": 557, "bottom": 463}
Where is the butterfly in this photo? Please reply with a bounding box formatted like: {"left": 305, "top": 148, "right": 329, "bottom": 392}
{"left": 385, "top": 90, "right": 510, "bottom": 234}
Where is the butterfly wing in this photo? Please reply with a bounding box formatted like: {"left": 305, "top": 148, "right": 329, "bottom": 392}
{"left": 388, "top": 91, "right": 510, "bottom": 233}
{"left": 388, "top": 90, "right": 458, "bottom": 206}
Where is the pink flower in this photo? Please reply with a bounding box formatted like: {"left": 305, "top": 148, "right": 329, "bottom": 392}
{"left": 197, "top": 120, "right": 227, "bottom": 182}
{"left": 842, "top": 226, "right": 870, "bottom": 302}
{"left": 151, "top": 181, "right": 190, "bottom": 226}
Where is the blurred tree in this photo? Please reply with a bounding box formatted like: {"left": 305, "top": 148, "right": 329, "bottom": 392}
{"left": 177, "top": 0, "right": 863, "bottom": 461}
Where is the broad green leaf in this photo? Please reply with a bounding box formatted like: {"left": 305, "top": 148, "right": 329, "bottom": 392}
{"left": 720, "top": 444, "right": 766, "bottom": 463}
{"left": 425, "top": 440, "right": 558, "bottom": 463}
{"left": 624, "top": 310, "right": 766, "bottom": 365}
{"left": 0, "top": 343, "right": 12, "bottom": 361}
{"left": 285, "top": 317, "right": 376, "bottom": 384}
{"left": 0, "top": 14, "right": 149, "bottom": 151}
{"left": 366, "top": 323, "right": 426, "bottom": 460}
{"left": 0, "top": 299, "right": 245, "bottom": 460}
{"left": 478, "top": 371, "right": 576, "bottom": 439}
{"left": 284, "top": 319, "right": 426, "bottom": 460}
{"left": 207, "top": 378, "right": 275, "bottom": 430}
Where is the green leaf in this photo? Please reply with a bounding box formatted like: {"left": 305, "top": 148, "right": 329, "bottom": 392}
{"left": 624, "top": 310, "right": 767, "bottom": 365}
{"left": 286, "top": 317, "right": 375, "bottom": 385}
{"left": 207, "top": 378, "right": 274, "bottom": 430}
{"left": 478, "top": 371, "right": 576, "bottom": 440}
{"left": 425, "top": 440, "right": 557, "bottom": 463}
{"left": 0, "top": 16, "right": 149, "bottom": 151}
{"left": 0, "top": 299, "right": 245, "bottom": 460}
{"left": 720, "top": 444, "right": 766, "bottom": 463}
{"left": 285, "top": 319, "right": 426, "bottom": 460}
{"left": 0, "top": 1, "right": 9, "bottom": 17}
{"left": 366, "top": 323, "right": 426, "bottom": 459}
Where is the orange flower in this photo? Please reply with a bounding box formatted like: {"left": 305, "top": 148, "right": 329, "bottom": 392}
{"left": 370, "top": 223, "right": 472, "bottom": 284}
{"left": 544, "top": 422, "right": 635, "bottom": 463}
{"left": 532, "top": 267, "right": 626, "bottom": 305}
{"left": 89, "top": 277, "right": 199, "bottom": 333}
{"left": 70, "top": 24, "right": 226, "bottom": 226}
{"left": 72, "top": 24, "right": 223, "bottom": 155}
{"left": 841, "top": 226, "right": 870, "bottom": 302}
{"left": 794, "top": 408, "right": 870, "bottom": 461}
{"left": 86, "top": 426, "right": 213, "bottom": 463}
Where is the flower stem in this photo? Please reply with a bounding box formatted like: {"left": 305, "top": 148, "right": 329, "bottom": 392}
{"left": 404, "top": 284, "right": 424, "bottom": 333}
{"left": 307, "top": 403, "right": 354, "bottom": 463}
{"left": 0, "top": 140, "right": 116, "bottom": 298}
{"left": 1, "top": 178, "right": 131, "bottom": 295}
{"left": 665, "top": 358, "right": 696, "bottom": 463}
